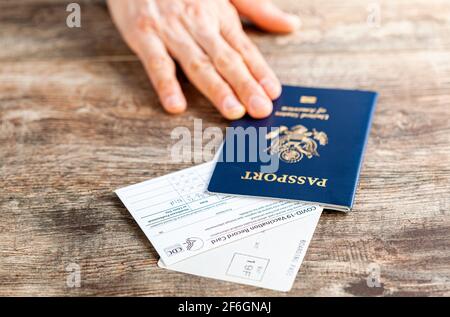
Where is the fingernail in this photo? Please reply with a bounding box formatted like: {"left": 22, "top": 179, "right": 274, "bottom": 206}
{"left": 223, "top": 96, "right": 246, "bottom": 119}
{"left": 248, "top": 95, "right": 273, "bottom": 119}
{"left": 260, "top": 77, "right": 282, "bottom": 100}
{"left": 285, "top": 13, "right": 301, "bottom": 30}
{"left": 164, "top": 94, "right": 186, "bottom": 113}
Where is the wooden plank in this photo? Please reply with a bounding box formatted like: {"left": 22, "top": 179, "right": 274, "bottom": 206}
{"left": 0, "top": 0, "right": 449, "bottom": 296}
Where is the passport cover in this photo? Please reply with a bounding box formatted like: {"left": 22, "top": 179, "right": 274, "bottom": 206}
{"left": 208, "top": 85, "right": 378, "bottom": 211}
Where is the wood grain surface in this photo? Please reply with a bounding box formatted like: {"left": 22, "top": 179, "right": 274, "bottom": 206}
{"left": 0, "top": 0, "right": 449, "bottom": 296}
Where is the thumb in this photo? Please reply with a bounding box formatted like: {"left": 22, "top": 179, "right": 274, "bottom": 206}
{"left": 231, "top": 0, "right": 301, "bottom": 33}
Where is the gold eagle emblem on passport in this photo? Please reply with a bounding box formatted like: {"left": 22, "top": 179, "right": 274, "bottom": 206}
{"left": 265, "top": 125, "right": 328, "bottom": 163}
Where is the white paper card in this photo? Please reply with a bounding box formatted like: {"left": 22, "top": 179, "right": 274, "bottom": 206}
{"left": 158, "top": 208, "right": 322, "bottom": 291}
{"left": 115, "top": 162, "right": 321, "bottom": 265}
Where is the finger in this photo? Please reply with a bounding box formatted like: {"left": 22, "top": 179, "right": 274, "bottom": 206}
{"left": 221, "top": 19, "right": 281, "bottom": 99}
{"left": 135, "top": 31, "right": 187, "bottom": 114}
{"left": 196, "top": 35, "right": 273, "bottom": 119}
{"left": 160, "top": 20, "right": 246, "bottom": 120}
{"left": 181, "top": 9, "right": 273, "bottom": 118}
{"left": 231, "top": 0, "right": 301, "bottom": 33}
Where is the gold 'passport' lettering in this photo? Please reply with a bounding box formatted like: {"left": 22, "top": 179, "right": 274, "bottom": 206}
{"left": 241, "top": 171, "right": 328, "bottom": 188}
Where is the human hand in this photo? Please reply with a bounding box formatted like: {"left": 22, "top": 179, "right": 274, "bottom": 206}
{"left": 107, "top": 0, "right": 300, "bottom": 119}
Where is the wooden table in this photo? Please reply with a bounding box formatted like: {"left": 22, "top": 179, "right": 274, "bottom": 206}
{"left": 1, "top": 0, "right": 449, "bottom": 296}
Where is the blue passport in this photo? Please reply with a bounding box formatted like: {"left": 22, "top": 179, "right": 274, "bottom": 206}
{"left": 208, "top": 85, "right": 378, "bottom": 211}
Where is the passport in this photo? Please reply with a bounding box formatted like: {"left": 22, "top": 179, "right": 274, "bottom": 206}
{"left": 207, "top": 85, "right": 378, "bottom": 212}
